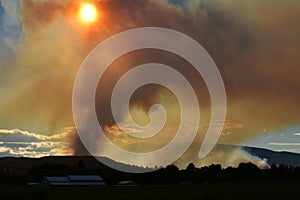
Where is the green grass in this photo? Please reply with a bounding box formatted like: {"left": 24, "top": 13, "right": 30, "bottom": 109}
{"left": 0, "top": 180, "right": 299, "bottom": 200}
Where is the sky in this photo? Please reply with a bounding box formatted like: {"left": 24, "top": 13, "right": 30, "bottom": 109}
{"left": 0, "top": 0, "right": 299, "bottom": 169}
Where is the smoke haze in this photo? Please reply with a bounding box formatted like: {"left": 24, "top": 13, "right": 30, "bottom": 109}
{"left": 0, "top": 0, "right": 299, "bottom": 168}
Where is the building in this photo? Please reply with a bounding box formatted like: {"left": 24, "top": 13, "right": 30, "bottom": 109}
{"left": 117, "top": 180, "right": 138, "bottom": 186}
{"left": 41, "top": 175, "right": 106, "bottom": 186}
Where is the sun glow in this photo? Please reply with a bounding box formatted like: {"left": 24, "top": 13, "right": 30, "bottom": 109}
{"left": 79, "top": 3, "right": 99, "bottom": 24}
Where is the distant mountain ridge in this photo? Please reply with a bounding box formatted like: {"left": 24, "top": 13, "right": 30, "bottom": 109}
{"left": 242, "top": 146, "right": 300, "bottom": 167}
{"left": 0, "top": 156, "right": 148, "bottom": 171}
{"left": 0, "top": 145, "right": 300, "bottom": 170}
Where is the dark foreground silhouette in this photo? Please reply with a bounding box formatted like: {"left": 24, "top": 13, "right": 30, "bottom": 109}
{"left": 1, "top": 156, "right": 300, "bottom": 200}
{"left": 1, "top": 156, "right": 300, "bottom": 186}
{"left": 1, "top": 180, "right": 300, "bottom": 200}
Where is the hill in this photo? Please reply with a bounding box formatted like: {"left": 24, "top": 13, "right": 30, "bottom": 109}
{"left": 242, "top": 146, "right": 300, "bottom": 166}
{"left": 0, "top": 145, "right": 300, "bottom": 171}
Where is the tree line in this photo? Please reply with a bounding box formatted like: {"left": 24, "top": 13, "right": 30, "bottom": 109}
{"left": 1, "top": 159, "right": 300, "bottom": 186}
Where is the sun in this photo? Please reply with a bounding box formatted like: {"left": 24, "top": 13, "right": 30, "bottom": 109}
{"left": 79, "top": 3, "right": 99, "bottom": 24}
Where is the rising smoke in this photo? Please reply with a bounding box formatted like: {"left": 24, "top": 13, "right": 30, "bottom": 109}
{"left": 0, "top": 0, "right": 299, "bottom": 168}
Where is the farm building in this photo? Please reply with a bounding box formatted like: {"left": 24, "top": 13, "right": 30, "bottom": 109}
{"left": 41, "top": 175, "right": 106, "bottom": 186}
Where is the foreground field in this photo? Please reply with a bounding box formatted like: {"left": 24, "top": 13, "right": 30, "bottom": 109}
{"left": 0, "top": 180, "right": 299, "bottom": 200}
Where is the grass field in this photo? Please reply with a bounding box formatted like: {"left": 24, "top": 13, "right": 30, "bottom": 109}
{"left": 1, "top": 180, "right": 299, "bottom": 200}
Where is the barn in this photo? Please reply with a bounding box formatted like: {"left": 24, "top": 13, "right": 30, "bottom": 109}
{"left": 41, "top": 175, "right": 106, "bottom": 186}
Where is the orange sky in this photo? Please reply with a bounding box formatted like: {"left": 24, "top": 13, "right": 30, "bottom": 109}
{"left": 0, "top": 0, "right": 299, "bottom": 167}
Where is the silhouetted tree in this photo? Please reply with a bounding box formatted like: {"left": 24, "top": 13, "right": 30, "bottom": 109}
{"left": 238, "top": 162, "right": 261, "bottom": 179}
{"left": 186, "top": 163, "right": 196, "bottom": 173}
{"left": 164, "top": 165, "right": 180, "bottom": 184}
{"left": 75, "top": 159, "right": 87, "bottom": 174}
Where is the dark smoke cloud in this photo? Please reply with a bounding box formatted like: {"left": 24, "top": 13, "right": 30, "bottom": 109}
{"left": 69, "top": 129, "right": 90, "bottom": 156}
{"left": 95, "top": 0, "right": 300, "bottom": 145}
{"left": 0, "top": 0, "right": 299, "bottom": 166}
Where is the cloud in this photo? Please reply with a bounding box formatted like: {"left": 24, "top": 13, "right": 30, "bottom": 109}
{"left": 0, "top": 128, "right": 71, "bottom": 141}
{"left": 268, "top": 142, "right": 300, "bottom": 146}
{"left": 199, "top": 120, "right": 244, "bottom": 136}
{"left": 0, "top": 128, "right": 74, "bottom": 157}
